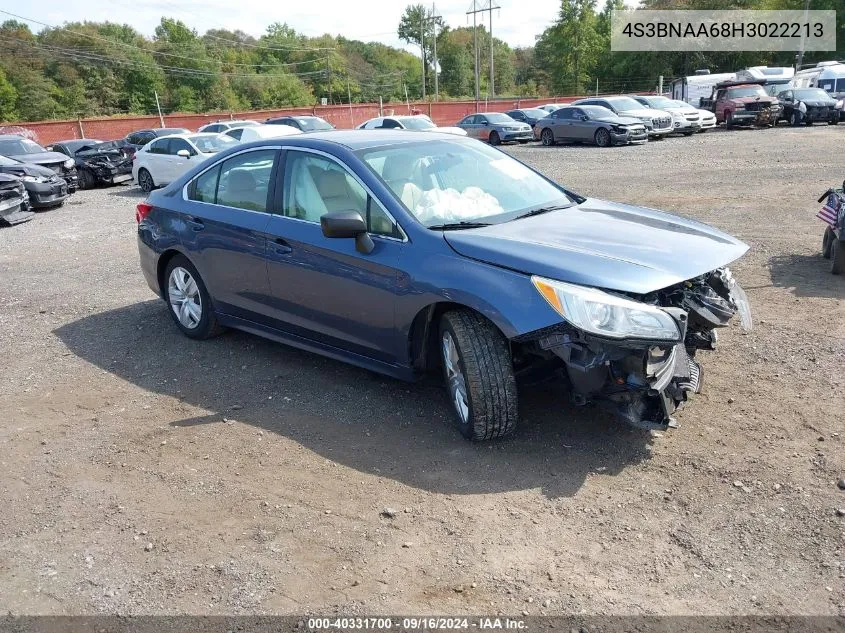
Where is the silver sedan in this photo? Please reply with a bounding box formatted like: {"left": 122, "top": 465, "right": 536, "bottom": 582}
{"left": 456, "top": 112, "right": 534, "bottom": 145}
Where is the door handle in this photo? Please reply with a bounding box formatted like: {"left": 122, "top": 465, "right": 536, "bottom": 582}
{"left": 272, "top": 237, "right": 292, "bottom": 255}
{"left": 186, "top": 216, "right": 204, "bottom": 231}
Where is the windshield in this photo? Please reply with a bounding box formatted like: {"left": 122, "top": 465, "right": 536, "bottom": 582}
{"left": 400, "top": 117, "right": 436, "bottom": 130}
{"left": 484, "top": 113, "right": 514, "bottom": 123}
{"left": 0, "top": 138, "right": 44, "bottom": 155}
{"left": 606, "top": 97, "right": 646, "bottom": 111}
{"left": 726, "top": 86, "right": 767, "bottom": 98}
{"left": 189, "top": 134, "right": 238, "bottom": 153}
{"left": 794, "top": 88, "right": 833, "bottom": 100}
{"left": 298, "top": 117, "right": 333, "bottom": 131}
{"left": 0, "top": 155, "right": 23, "bottom": 166}
{"left": 357, "top": 139, "right": 572, "bottom": 227}
{"left": 580, "top": 105, "right": 616, "bottom": 118}
{"left": 641, "top": 96, "right": 675, "bottom": 108}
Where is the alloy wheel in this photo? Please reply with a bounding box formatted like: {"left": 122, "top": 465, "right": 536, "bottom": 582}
{"left": 595, "top": 128, "right": 611, "bottom": 147}
{"left": 138, "top": 170, "right": 153, "bottom": 193}
{"left": 442, "top": 331, "right": 469, "bottom": 425}
{"left": 168, "top": 266, "right": 202, "bottom": 329}
{"left": 541, "top": 129, "right": 554, "bottom": 146}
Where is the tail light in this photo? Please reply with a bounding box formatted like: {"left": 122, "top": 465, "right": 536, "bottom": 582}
{"left": 136, "top": 202, "right": 153, "bottom": 223}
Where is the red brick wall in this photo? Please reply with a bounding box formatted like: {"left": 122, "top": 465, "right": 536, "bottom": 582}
{"left": 8, "top": 98, "right": 582, "bottom": 145}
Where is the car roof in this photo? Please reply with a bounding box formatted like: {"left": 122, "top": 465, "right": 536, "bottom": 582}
{"left": 241, "top": 129, "right": 466, "bottom": 150}
{"left": 0, "top": 134, "right": 27, "bottom": 140}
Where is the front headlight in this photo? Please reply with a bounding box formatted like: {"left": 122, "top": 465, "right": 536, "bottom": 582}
{"left": 20, "top": 175, "right": 37, "bottom": 182}
{"left": 63, "top": 159, "right": 74, "bottom": 169}
{"left": 531, "top": 276, "right": 681, "bottom": 341}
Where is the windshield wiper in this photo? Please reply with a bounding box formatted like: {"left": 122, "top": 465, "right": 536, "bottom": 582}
{"left": 428, "top": 221, "right": 492, "bottom": 230}
{"left": 510, "top": 204, "right": 571, "bottom": 221}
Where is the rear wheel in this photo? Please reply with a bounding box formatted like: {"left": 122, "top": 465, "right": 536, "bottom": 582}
{"left": 488, "top": 131, "right": 501, "bottom": 145}
{"left": 822, "top": 227, "right": 834, "bottom": 259}
{"left": 594, "top": 128, "right": 611, "bottom": 147}
{"left": 163, "top": 255, "right": 223, "bottom": 339}
{"left": 832, "top": 239, "right": 845, "bottom": 275}
{"left": 439, "top": 310, "right": 518, "bottom": 441}
{"left": 77, "top": 168, "right": 96, "bottom": 190}
{"left": 137, "top": 168, "right": 154, "bottom": 193}
{"left": 541, "top": 128, "right": 555, "bottom": 146}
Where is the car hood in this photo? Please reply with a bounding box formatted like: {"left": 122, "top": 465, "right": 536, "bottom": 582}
{"left": 595, "top": 115, "right": 644, "bottom": 126}
{"left": 426, "top": 127, "right": 467, "bottom": 136}
{"left": 0, "top": 161, "right": 55, "bottom": 178}
{"left": 8, "top": 151, "right": 70, "bottom": 166}
{"left": 797, "top": 99, "right": 834, "bottom": 107}
{"left": 617, "top": 108, "right": 664, "bottom": 119}
{"left": 729, "top": 97, "right": 777, "bottom": 105}
{"left": 443, "top": 198, "right": 749, "bottom": 295}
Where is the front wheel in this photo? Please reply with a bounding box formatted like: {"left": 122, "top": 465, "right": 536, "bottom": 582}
{"left": 541, "top": 128, "right": 555, "bottom": 146}
{"left": 828, "top": 119, "right": 838, "bottom": 126}
{"left": 488, "top": 131, "right": 501, "bottom": 145}
{"left": 439, "top": 310, "right": 518, "bottom": 441}
{"left": 77, "top": 169, "right": 96, "bottom": 190}
{"left": 137, "top": 168, "right": 155, "bottom": 193}
{"left": 594, "top": 128, "right": 611, "bottom": 147}
{"left": 832, "top": 238, "right": 845, "bottom": 275}
{"left": 725, "top": 111, "right": 734, "bottom": 129}
{"left": 163, "top": 255, "right": 224, "bottom": 339}
{"left": 790, "top": 111, "right": 801, "bottom": 127}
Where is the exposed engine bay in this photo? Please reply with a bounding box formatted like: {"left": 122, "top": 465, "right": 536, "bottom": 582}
{"left": 515, "top": 267, "right": 752, "bottom": 430}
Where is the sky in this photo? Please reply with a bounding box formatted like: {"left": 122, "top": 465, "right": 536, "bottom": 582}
{"left": 10, "top": 0, "right": 562, "bottom": 53}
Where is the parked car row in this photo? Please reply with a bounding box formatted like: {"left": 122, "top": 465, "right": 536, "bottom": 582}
{"left": 0, "top": 134, "right": 81, "bottom": 226}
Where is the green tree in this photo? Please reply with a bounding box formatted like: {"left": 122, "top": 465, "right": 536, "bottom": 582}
{"left": 0, "top": 68, "right": 18, "bottom": 121}
{"left": 398, "top": 4, "right": 445, "bottom": 95}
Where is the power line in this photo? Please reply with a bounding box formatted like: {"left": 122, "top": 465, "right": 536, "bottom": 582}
{"left": 0, "top": 36, "right": 328, "bottom": 80}
{"left": 0, "top": 9, "right": 331, "bottom": 68}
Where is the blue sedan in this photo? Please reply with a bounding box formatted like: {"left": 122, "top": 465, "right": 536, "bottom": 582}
{"left": 137, "top": 130, "right": 751, "bottom": 440}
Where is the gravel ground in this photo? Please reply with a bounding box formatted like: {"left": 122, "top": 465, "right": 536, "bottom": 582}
{"left": 0, "top": 126, "right": 843, "bottom": 616}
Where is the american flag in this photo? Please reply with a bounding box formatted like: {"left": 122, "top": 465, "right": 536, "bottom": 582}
{"left": 817, "top": 192, "right": 841, "bottom": 227}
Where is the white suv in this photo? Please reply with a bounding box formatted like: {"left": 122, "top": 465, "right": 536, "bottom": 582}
{"left": 572, "top": 96, "right": 673, "bottom": 138}
{"left": 133, "top": 133, "right": 238, "bottom": 193}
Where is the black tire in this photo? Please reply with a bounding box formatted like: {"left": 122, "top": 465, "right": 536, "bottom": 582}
{"left": 439, "top": 310, "right": 518, "bottom": 441}
{"left": 790, "top": 111, "right": 801, "bottom": 127}
{"left": 832, "top": 239, "right": 845, "bottom": 275}
{"left": 829, "top": 119, "right": 838, "bottom": 126}
{"left": 488, "top": 131, "right": 501, "bottom": 145}
{"left": 540, "top": 128, "right": 555, "bottom": 146}
{"left": 77, "top": 168, "right": 96, "bottom": 190}
{"left": 822, "top": 227, "right": 834, "bottom": 259}
{"left": 683, "top": 130, "right": 695, "bottom": 136}
{"left": 162, "top": 255, "right": 224, "bottom": 339}
{"left": 725, "top": 111, "right": 734, "bottom": 129}
{"left": 137, "top": 168, "right": 155, "bottom": 193}
{"left": 594, "top": 128, "right": 611, "bottom": 147}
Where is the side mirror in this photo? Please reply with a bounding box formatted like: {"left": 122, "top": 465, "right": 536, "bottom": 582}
{"left": 320, "top": 210, "right": 374, "bottom": 254}
{"left": 580, "top": 115, "right": 589, "bottom": 121}
{"left": 177, "top": 149, "right": 191, "bottom": 159}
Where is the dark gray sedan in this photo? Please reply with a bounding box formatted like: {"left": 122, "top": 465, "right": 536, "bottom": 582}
{"left": 535, "top": 105, "right": 648, "bottom": 147}
{"left": 456, "top": 112, "right": 534, "bottom": 144}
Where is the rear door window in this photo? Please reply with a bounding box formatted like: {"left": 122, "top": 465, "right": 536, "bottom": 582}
{"left": 148, "top": 139, "right": 168, "bottom": 154}
{"left": 216, "top": 150, "right": 277, "bottom": 212}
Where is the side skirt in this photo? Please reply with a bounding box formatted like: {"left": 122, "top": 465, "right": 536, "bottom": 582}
{"left": 215, "top": 312, "right": 417, "bottom": 383}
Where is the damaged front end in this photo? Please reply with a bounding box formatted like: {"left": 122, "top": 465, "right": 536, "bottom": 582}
{"left": 518, "top": 268, "right": 751, "bottom": 431}
{"left": 78, "top": 149, "right": 133, "bottom": 186}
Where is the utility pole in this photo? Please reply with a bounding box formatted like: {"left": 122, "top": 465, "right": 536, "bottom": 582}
{"left": 796, "top": 0, "right": 811, "bottom": 69}
{"left": 432, "top": 3, "right": 442, "bottom": 101}
{"left": 488, "top": 0, "right": 494, "bottom": 98}
{"left": 420, "top": 8, "right": 426, "bottom": 100}
{"left": 467, "top": 0, "right": 499, "bottom": 102}
{"left": 327, "top": 57, "right": 332, "bottom": 105}
{"left": 154, "top": 91, "right": 165, "bottom": 128}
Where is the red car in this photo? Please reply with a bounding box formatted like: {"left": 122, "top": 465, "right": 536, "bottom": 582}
{"left": 701, "top": 81, "right": 782, "bottom": 128}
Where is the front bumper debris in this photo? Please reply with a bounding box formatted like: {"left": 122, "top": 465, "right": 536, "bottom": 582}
{"left": 514, "top": 267, "right": 750, "bottom": 431}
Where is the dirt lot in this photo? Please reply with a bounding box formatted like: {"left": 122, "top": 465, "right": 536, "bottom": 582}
{"left": 0, "top": 126, "right": 843, "bottom": 616}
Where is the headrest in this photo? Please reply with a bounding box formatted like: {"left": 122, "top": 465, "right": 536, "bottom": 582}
{"left": 228, "top": 169, "right": 255, "bottom": 192}
{"left": 317, "top": 170, "right": 348, "bottom": 198}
